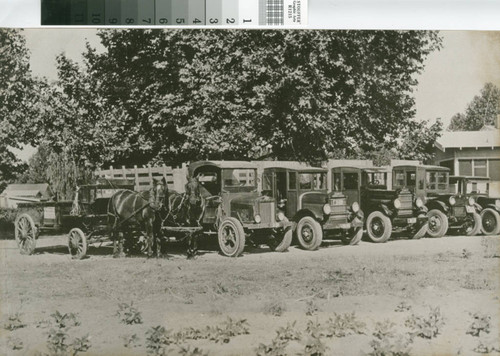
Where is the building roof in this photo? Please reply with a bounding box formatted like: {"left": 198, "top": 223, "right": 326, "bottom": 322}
{"left": 435, "top": 130, "right": 500, "bottom": 151}
{"left": 1, "top": 184, "right": 52, "bottom": 198}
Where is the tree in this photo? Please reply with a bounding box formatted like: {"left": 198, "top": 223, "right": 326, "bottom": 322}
{"left": 73, "top": 30, "right": 442, "bottom": 165}
{"left": 448, "top": 83, "right": 500, "bottom": 131}
{"left": 25, "top": 30, "right": 442, "bottom": 175}
{"left": 0, "top": 29, "right": 35, "bottom": 189}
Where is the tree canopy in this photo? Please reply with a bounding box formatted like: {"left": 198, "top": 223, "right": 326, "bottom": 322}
{"left": 4, "top": 29, "right": 444, "bottom": 197}
{"left": 448, "top": 82, "right": 500, "bottom": 131}
{"left": 28, "top": 30, "right": 441, "bottom": 168}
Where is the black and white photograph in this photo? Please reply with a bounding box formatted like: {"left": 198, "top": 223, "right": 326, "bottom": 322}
{"left": 1, "top": 27, "right": 499, "bottom": 355}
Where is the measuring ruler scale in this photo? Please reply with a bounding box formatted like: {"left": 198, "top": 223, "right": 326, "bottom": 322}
{"left": 41, "top": 0, "right": 307, "bottom": 26}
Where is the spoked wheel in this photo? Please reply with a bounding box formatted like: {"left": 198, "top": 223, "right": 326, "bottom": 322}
{"left": 218, "top": 217, "right": 245, "bottom": 257}
{"left": 366, "top": 211, "right": 392, "bottom": 243}
{"left": 427, "top": 209, "right": 448, "bottom": 238}
{"left": 14, "top": 213, "right": 37, "bottom": 255}
{"left": 296, "top": 216, "right": 323, "bottom": 250}
{"left": 481, "top": 208, "right": 500, "bottom": 236}
{"left": 464, "top": 212, "right": 482, "bottom": 236}
{"left": 268, "top": 227, "right": 293, "bottom": 252}
{"left": 68, "top": 228, "right": 87, "bottom": 260}
{"left": 341, "top": 227, "right": 363, "bottom": 246}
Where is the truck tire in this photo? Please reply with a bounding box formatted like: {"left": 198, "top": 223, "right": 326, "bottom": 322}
{"left": 218, "top": 217, "right": 245, "bottom": 257}
{"left": 269, "top": 228, "right": 293, "bottom": 252}
{"left": 365, "top": 211, "right": 392, "bottom": 243}
{"left": 427, "top": 209, "right": 448, "bottom": 238}
{"left": 296, "top": 216, "right": 323, "bottom": 250}
{"left": 341, "top": 227, "right": 363, "bottom": 246}
{"left": 464, "top": 212, "right": 481, "bottom": 236}
{"left": 481, "top": 208, "right": 500, "bottom": 236}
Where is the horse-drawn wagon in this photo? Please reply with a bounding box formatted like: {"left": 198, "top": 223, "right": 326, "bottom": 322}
{"left": 14, "top": 178, "right": 135, "bottom": 259}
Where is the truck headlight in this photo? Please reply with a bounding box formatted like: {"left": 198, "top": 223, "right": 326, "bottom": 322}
{"left": 323, "top": 204, "right": 331, "bottom": 215}
{"left": 254, "top": 214, "right": 262, "bottom": 223}
{"left": 415, "top": 197, "right": 424, "bottom": 208}
{"left": 351, "top": 202, "right": 360, "bottom": 213}
{"left": 449, "top": 196, "right": 456, "bottom": 206}
{"left": 468, "top": 197, "right": 475, "bottom": 206}
{"left": 276, "top": 212, "right": 285, "bottom": 221}
{"left": 393, "top": 198, "right": 401, "bottom": 209}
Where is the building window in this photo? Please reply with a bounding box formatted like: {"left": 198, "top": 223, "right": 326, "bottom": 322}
{"left": 458, "top": 160, "right": 472, "bottom": 176}
{"left": 473, "top": 160, "right": 487, "bottom": 177}
{"left": 489, "top": 160, "right": 500, "bottom": 181}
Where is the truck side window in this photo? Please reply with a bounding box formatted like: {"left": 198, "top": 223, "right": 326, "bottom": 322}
{"left": 394, "top": 171, "right": 405, "bottom": 187}
{"left": 288, "top": 172, "right": 297, "bottom": 190}
{"left": 344, "top": 173, "right": 359, "bottom": 190}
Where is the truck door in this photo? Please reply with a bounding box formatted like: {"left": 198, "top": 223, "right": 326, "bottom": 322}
{"left": 343, "top": 170, "right": 360, "bottom": 206}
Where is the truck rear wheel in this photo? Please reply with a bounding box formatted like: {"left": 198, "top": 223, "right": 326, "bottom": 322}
{"left": 218, "top": 217, "right": 245, "bottom": 257}
{"left": 481, "top": 208, "right": 500, "bottom": 236}
{"left": 366, "top": 211, "right": 392, "bottom": 243}
{"left": 427, "top": 209, "right": 448, "bottom": 238}
{"left": 464, "top": 212, "right": 481, "bottom": 236}
{"left": 296, "top": 216, "right": 323, "bottom": 250}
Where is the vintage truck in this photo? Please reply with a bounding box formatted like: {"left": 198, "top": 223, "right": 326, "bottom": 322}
{"left": 259, "top": 165, "right": 364, "bottom": 250}
{"left": 392, "top": 165, "right": 481, "bottom": 237}
{"left": 330, "top": 166, "right": 428, "bottom": 242}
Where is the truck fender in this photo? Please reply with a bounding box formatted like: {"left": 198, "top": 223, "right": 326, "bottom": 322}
{"left": 485, "top": 204, "right": 500, "bottom": 212}
{"left": 377, "top": 203, "right": 392, "bottom": 217}
{"left": 294, "top": 209, "right": 322, "bottom": 223}
{"left": 426, "top": 200, "right": 448, "bottom": 213}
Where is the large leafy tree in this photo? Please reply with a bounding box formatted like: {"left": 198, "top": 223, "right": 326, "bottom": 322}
{"left": 65, "top": 29, "right": 441, "bottom": 166}
{"left": 27, "top": 29, "right": 442, "bottom": 177}
{"left": 0, "top": 29, "right": 37, "bottom": 191}
{"left": 448, "top": 82, "right": 500, "bottom": 131}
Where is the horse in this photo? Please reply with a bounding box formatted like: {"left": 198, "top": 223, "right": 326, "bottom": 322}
{"left": 107, "top": 178, "right": 168, "bottom": 258}
{"left": 165, "top": 177, "right": 205, "bottom": 258}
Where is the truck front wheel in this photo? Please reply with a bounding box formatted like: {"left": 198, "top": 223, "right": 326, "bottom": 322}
{"left": 296, "top": 216, "right": 323, "bottom": 250}
{"left": 427, "top": 209, "right": 448, "bottom": 238}
{"left": 365, "top": 211, "right": 392, "bottom": 243}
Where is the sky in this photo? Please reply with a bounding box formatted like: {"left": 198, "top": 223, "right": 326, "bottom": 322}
{"left": 14, "top": 29, "right": 500, "bottom": 161}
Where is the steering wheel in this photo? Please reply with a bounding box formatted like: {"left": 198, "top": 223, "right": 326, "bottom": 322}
{"left": 374, "top": 179, "right": 380, "bottom": 185}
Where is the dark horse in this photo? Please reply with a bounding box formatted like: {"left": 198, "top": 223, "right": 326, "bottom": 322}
{"left": 107, "top": 178, "right": 168, "bottom": 258}
{"left": 165, "top": 177, "right": 205, "bottom": 258}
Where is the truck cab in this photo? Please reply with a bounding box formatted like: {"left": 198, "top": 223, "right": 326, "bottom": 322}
{"left": 261, "top": 166, "right": 364, "bottom": 249}
{"left": 188, "top": 161, "right": 293, "bottom": 256}
{"left": 331, "top": 166, "right": 428, "bottom": 243}
{"left": 392, "top": 165, "right": 481, "bottom": 237}
{"left": 449, "top": 175, "right": 500, "bottom": 236}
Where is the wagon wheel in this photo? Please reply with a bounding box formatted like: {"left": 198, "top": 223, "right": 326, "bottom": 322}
{"left": 68, "top": 228, "right": 87, "bottom": 260}
{"left": 14, "top": 213, "right": 37, "bottom": 255}
{"left": 217, "top": 217, "right": 245, "bottom": 257}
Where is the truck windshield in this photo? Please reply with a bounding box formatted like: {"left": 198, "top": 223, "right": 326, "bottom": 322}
{"left": 299, "top": 173, "right": 326, "bottom": 190}
{"left": 466, "top": 181, "right": 489, "bottom": 194}
{"left": 222, "top": 169, "right": 256, "bottom": 188}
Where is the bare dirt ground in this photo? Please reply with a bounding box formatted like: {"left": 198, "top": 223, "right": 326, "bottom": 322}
{"left": 0, "top": 234, "right": 499, "bottom": 356}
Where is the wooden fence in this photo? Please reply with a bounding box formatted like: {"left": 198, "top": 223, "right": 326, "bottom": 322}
{"left": 96, "top": 164, "right": 188, "bottom": 192}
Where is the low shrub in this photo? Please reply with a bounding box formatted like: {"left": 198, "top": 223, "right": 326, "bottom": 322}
{"left": 121, "top": 333, "right": 141, "bottom": 348}
{"left": 177, "top": 345, "right": 208, "bottom": 356}
{"left": 3, "top": 312, "right": 26, "bottom": 331}
{"left": 145, "top": 326, "right": 174, "bottom": 355}
{"left": 305, "top": 299, "right": 320, "bottom": 316}
{"left": 324, "top": 312, "right": 366, "bottom": 337}
{"left": 116, "top": 302, "right": 143, "bottom": 325}
{"left": 275, "top": 321, "right": 301, "bottom": 341}
{"left": 405, "top": 306, "right": 444, "bottom": 339}
{"left": 370, "top": 319, "right": 412, "bottom": 356}
{"left": 256, "top": 338, "right": 289, "bottom": 356}
{"left": 50, "top": 311, "right": 81, "bottom": 329}
{"left": 394, "top": 302, "right": 412, "bottom": 313}
{"left": 466, "top": 313, "right": 491, "bottom": 337}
